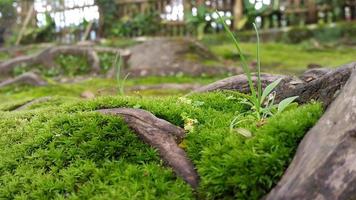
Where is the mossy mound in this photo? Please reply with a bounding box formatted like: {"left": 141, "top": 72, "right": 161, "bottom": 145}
{"left": 0, "top": 92, "right": 323, "bottom": 199}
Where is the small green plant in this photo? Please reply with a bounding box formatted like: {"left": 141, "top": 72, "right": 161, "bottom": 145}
{"left": 216, "top": 12, "right": 298, "bottom": 136}
{"left": 113, "top": 53, "right": 129, "bottom": 95}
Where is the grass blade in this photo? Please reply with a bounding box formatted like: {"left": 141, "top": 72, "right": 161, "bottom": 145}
{"left": 253, "top": 23, "right": 262, "bottom": 105}
{"left": 261, "top": 78, "right": 282, "bottom": 104}
{"left": 216, "top": 11, "right": 256, "bottom": 99}
{"left": 277, "top": 96, "right": 299, "bottom": 113}
{"left": 234, "top": 128, "right": 252, "bottom": 138}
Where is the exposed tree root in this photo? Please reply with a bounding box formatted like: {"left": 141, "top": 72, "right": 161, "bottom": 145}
{"left": 0, "top": 45, "right": 131, "bottom": 77}
{"left": 120, "top": 64, "right": 244, "bottom": 78}
{"left": 265, "top": 66, "right": 356, "bottom": 200}
{"left": 13, "top": 96, "right": 52, "bottom": 111}
{"left": 192, "top": 62, "right": 356, "bottom": 107}
{"left": 0, "top": 72, "right": 47, "bottom": 89}
{"left": 129, "top": 83, "right": 203, "bottom": 91}
{"left": 97, "top": 108, "right": 199, "bottom": 188}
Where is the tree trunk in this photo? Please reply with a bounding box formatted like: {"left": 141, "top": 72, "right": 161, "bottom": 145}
{"left": 265, "top": 66, "right": 356, "bottom": 200}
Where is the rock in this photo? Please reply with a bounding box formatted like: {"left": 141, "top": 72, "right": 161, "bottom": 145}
{"left": 123, "top": 38, "right": 244, "bottom": 77}
{"left": 80, "top": 90, "right": 95, "bottom": 99}
{"left": 128, "top": 38, "right": 217, "bottom": 69}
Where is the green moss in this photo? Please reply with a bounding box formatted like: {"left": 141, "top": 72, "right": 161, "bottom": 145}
{"left": 208, "top": 42, "right": 355, "bottom": 75}
{"left": 0, "top": 76, "right": 224, "bottom": 102}
{"left": 195, "top": 102, "right": 322, "bottom": 199}
{"left": 0, "top": 111, "right": 192, "bottom": 199}
{"left": 0, "top": 92, "right": 323, "bottom": 199}
{"left": 100, "top": 38, "right": 140, "bottom": 48}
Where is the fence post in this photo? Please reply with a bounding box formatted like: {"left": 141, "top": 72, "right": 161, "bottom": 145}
{"left": 306, "top": 0, "right": 317, "bottom": 24}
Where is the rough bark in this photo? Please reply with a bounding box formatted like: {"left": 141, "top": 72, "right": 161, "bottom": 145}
{"left": 129, "top": 83, "right": 202, "bottom": 91}
{"left": 192, "top": 62, "right": 356, "bottom": 107}
{"left": 97, "top": 108, "right": 199, "bottom": 188}
{"left": 265, "top": 67, "right": 356, "bottom": 200}
{"left": 0, "top": 72, "right": 47, "bottom": 88}
{"left": 122, "top": 64, "right": 244, "bottom": 78}
{"left": 192, "top": 73, "right": 294, "bottom": 94}
{"left": 117, "top": 37, "right": 245, "bottom": 78}
{"left": 0, "top": 45, "right": 131, "bottom": 77}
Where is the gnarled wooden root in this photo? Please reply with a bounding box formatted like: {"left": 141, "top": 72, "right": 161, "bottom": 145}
{"left": 0, "top": 45, "right": 131, "bottom": 77}
{"left": 265, "top": 66, "right": 356, "bottom": 200}
{"left": 97, "top": 108, "right": 199, "bottom": 188}
{"left": 0, "top": 72, "right": 47, "bottom": 89}
{"left": 192, "top": 62, "right": 356, "bottom": 107}
{"left": 129, "top": 83, "right": 202, "bottom": 91}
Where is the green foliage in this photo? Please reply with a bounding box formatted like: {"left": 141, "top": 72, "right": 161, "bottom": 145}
{"left": 284, "top": 27, "right": 313, "bottom": 44}
{"left": 111, "top": 12, "right": 160, "bottom": 37}
{"left": 95, "top": 0, "right": 117, "bottom": 36}
{"left": 185, "top": 6, "right": 231, "bottom": 39}
{"left": 113, "top": 54, "right": 129, "bottom": 95}
{"left": 0, "top": 52, "right": 10, "bottom": 61}
{"left": 0, "top": 0, "right": 16, "bottom": 29}
{"left": 0, "top": 91, "right": 322, "bottom": 199}
{"left": 12, "top": 54, "right": 90, "bottom": 77}
{"left": 54, "top": 54, "right": 91, "bottom": 76}
{"left": 99, "top": 52, "right": 117, "bottom": 72}
{"left": 185, "top": 6, "right": 213, "bottom": 40}
{"left": 21, "top": 13, "right": 56, "bottom": 44}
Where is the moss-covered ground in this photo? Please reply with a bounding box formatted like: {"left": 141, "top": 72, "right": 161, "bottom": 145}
{"left": 1, "top": 30, "right": 349, "bottom": 198}
{"left": 0, "top": 91, "right": 322, "bottom": 199}
{"left": 0, "top": 75, "right": 224, "bottom": 103}
{"left": 202, "top": 35, "right": 356, "bottom": 75}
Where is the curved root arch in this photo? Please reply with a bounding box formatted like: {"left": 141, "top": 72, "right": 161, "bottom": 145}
{"left": 0, "top": 45, "right": 131, "bottom": 77}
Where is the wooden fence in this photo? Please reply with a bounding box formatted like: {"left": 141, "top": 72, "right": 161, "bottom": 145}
{"left": 113, "top": 0, "right": 356, "bottom": 36}
{"left": 7, "top": 0, "right": 356, "bottom": 43}
{"left": 258, "top": 0, "right": 356, "bottom": 29}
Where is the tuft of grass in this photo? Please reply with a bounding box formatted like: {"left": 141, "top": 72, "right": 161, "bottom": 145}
{"left": 113, "top": 53, "right": 129, "bottom": 95}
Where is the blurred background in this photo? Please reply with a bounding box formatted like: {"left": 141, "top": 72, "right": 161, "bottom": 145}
{"left": 0, "top": 0, "right": 355, "bottom": 101}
